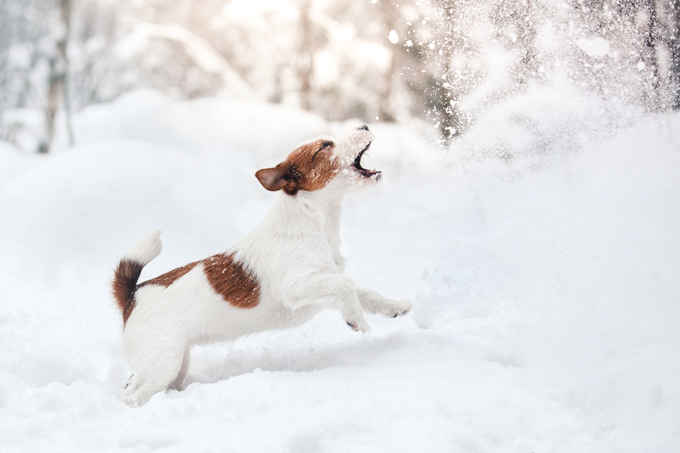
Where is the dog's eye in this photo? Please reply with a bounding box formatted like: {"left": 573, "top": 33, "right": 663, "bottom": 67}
{"left": 312, "top": 141, "right": 333, "bottom": 161}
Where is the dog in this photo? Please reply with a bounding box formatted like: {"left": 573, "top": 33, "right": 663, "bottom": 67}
{"left": 112, "top": 126, "right": 412, "bottom": 406}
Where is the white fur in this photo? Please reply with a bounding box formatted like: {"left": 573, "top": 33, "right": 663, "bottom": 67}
{"left": 123, "top": 229, "right": 163, "bottom": 265}
{"left": 120, "top": 129, "right": 411, "bottom": 406}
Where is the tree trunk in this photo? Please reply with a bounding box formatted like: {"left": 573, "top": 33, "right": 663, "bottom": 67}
{"left": 515, "top": 0, "right": 537, "bottom": 87}
{"left": 298, "top": 0, "right": 313, "bottom": 112}
{"left": 43, "top": 0, "right": 74, "bottom": 153}
{"left": 379, "top": 0, "right": 397, "bottom": 122}
{"left": 439, "top": 0, "right": 460, "bottom": 144}
{"left": 670, "top": 0, "right": 680, "bottom": 110}
{"left": 642, "top": 0, "right": 661, "bottom": 110}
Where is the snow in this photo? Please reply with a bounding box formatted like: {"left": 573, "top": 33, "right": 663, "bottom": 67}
{"left": 1, "top": 89, "right": 679, "bottom": 451}
{"left": 0, "top": 141, "right": 43, "bottom": 189}
{"left": 576, "top": 37, "right": 611, "bottom": 58}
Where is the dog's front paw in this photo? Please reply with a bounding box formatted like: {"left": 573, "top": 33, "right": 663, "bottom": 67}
{"left": 345, "top": 313, "right": 370, "bottom": 333}
{"left": 384, "top": 299, "right": 413, "bottom": 318}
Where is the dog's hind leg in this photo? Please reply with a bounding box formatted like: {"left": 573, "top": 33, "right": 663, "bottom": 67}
{"left": 123, "top": 344, "right": 186, "bottom": 407}
{"left": 167, "top": 347, "right": 191, "bottom": 391}
{"left": 357, "top": 287, "right": 412, "bottom": 318}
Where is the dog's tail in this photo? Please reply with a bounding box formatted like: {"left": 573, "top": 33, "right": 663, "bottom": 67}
{"left": 112, "top": 230, "right": 163, "bottom": 325}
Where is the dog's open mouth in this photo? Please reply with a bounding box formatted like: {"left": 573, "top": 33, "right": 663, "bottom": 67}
{"left": 353, "top": 142, "right": 381, "bottom": 179}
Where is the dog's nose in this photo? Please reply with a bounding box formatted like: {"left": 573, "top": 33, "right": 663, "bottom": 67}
{"left": 357, "top": 125, "right": 369, "bottom": 131}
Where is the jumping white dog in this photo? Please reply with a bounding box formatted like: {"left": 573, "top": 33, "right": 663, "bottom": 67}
{"left": 112, "top": 126, "right": 412, "bottom": 406}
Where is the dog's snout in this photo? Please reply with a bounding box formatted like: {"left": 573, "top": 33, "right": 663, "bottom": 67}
{"left": 357, "top": 125, "right": 369, "bottom": 131}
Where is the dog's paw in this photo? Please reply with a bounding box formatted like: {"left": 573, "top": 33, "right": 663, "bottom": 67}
{"left": 123, "top": 392, "right": 141, "bottom": 408}
{"left": 345, "top": 313, "right": 370, "bottom": 333}
{"left": 383, "top": 299, "right": 413, "bottom": 318}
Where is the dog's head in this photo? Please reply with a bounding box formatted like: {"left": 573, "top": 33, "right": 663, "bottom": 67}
{"left": 255, "top": 126, "right": 381, "bottom": 196}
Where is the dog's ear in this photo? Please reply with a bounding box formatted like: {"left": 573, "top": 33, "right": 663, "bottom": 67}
{"left": 255, "top": 166, "right": 290, "bottom": 192}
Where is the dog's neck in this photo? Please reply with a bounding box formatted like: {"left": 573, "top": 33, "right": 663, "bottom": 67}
{"left": 272, "top": 185, "right": 344, "bottom": 240}
{"left": 232, "top": 181, "right": 348, "bottom": 271}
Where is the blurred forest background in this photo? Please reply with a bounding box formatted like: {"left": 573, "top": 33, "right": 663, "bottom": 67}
{"left": 1, "top": 0, "right": 679, "bottom": 153}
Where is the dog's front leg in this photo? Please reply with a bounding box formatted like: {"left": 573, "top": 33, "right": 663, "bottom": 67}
{"left": 357, "top": 288, "right": 412, "bottom": 318}
{"left": 284, "top": 273, "right": 370, "bottom": 333}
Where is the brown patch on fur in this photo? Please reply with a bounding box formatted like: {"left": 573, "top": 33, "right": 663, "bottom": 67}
{"left": 256, "top": 140, "right": 339, "bottom": 195}
{"left": 137, "top": 253, "right": 260, "bottom": 309}
{"left": 112, "top": 260, "right": 144, "bottom": 325}
{"left": 203, "top": 253, "right": 260, "bottom": 308}
{"left": 139, "top": 261, "right": 200, "bottom": 288}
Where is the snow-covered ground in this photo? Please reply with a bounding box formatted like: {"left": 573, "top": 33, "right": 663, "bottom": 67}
{"left": 0, "top": 88, "right": 679, "bottom": 452}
